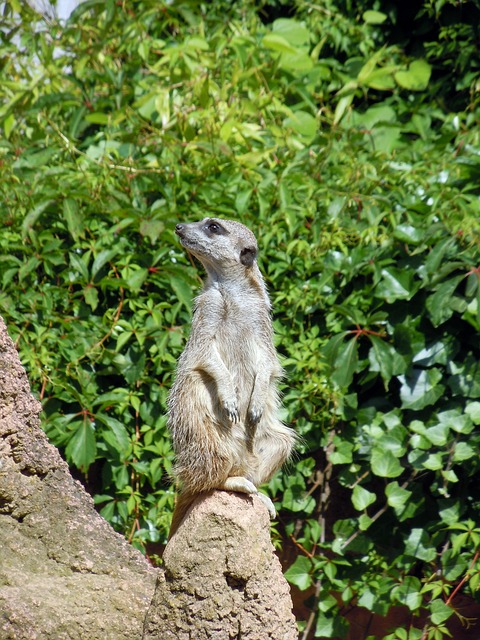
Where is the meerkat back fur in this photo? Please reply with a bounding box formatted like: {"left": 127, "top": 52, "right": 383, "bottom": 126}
{"left": 167, "top": 217, "right": 296, "bottom": 535}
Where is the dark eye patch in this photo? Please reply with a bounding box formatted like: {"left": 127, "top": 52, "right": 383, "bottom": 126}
{"left": 204, "top": 219, "right": 227, "bottom": 235}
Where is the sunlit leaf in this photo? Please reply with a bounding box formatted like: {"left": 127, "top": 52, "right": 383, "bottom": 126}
{"left": 65, "top": 420, "right": 97, "bottom": 472}
{"left": 371, "top": 449, "right": 403, "bottom": 478}
{"left": 284, "top": 556, "right": 313, "bottom": 590}
{"left": 395, "top": 60, "right": 432, "bottom": 91}
{"left": 363, "top": 10, "right": 387, "bottom": 24}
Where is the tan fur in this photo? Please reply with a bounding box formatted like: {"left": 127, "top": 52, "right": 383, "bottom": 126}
{"left": 167, "top": 218, "right": 296, "bottom": 536}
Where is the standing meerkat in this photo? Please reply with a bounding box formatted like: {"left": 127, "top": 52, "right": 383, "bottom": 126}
{"left": 167, "top": 217, "right": 296, "bottom": 536}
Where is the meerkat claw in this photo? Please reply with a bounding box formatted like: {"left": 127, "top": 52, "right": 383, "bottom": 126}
{"left": 256, "top": 493, "right": 277, "bottom": 519}
{"left": 224, "top": 402, "right": 240, "bottom": 423}
{"left": 247, "top": 406, "right": 263, "bottom": 425}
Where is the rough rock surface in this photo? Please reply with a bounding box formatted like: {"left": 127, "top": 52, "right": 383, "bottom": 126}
{"left": 143, "top": 490, "right": 298, "bottom": 640}
{"left": 0, "top": 316, "right": 157, "bottom": 639}
{"left": 0, "top": 315, "right": 297, "bottom": 639}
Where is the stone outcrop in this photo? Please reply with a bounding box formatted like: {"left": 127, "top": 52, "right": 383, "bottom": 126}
{"left": 0, "top": 316, "right": 157, "bottom": 639}
{"left": 0, "top": 316, "right": 297, "bottom": 639}
{"left": 144, "top": 490, "right": 298, "bottom": 640}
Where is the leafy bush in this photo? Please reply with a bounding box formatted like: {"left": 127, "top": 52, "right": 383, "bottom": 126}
{"left": 1, "top": 0, "right": 480, "bottom": 637}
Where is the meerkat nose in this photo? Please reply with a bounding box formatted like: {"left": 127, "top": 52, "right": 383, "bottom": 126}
{"left": 175, "top": 224, "right": 185, "bottom": 236}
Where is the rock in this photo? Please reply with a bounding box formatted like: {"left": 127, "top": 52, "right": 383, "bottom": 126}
{"left": 0, "top": 315, "right": 297, "bottom": 639}
{"left": 143, "top": 490, "right": 298, "bottom": 640}
{"left": 0, "top": 316, "right": 157, "bottom": 640}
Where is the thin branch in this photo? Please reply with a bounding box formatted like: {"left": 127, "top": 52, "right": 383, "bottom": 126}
{"left": 446, "top": 550, "right": 480, "bottom": 606}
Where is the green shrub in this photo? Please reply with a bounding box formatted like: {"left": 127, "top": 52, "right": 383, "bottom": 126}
{"left": 1, "top": 0, "right": 479, "bottom": 637}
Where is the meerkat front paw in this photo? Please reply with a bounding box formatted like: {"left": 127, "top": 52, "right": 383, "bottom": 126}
{"left": 247, "top": 405, "right": 263, "bottom": 425}
{"left": 222, "top": 398, "right": 240, "bottom": 423}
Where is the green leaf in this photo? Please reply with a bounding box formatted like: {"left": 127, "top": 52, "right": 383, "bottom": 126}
{"left": 170, "top": 276, "right": 193, "bottom": 311}
{"left": 83, "top": 284, "right": 99, "bottom": 310}
{"left": 126, "top": 267, "right": 148, "bottom": 293}
{"left": 358, "top": 514, "right": 373, "bottom": 530}
{"left": 466, "top": 401, "right": 480, "bottom": 424}
{"left": 284, "top": 555, "right": 313, "bottom": 591}
{"left": 447, "top": 356, "right": 480, "bottom": 398}
{"left": 364, "top": 67, "right": 396, "bottom": 91}
{"left": 65, "top": 420, "right": 97, "bottom": 471}
{"left": 331, "top": 337, "right": 358, "bottom": 388}
{"left": 369, "top": 336, "right": 406, "bottom": 387}
{"left": 329, "top": 439, "right": 354, "bottom": 465}
{"left": 371, "top": 449, "right": 403, "bottom": 478}
{"left": 84, "top": 112, "right": 110, "bottom": 124}
{"left": 412, "top": 340, "right": 452, "bottom": 367}
{"left": 334, "top": 93, "right": 354, "bottom": 125}
{"left": 422, "top": 452, "right": 444, "bottom": 470}
{"left": 4, "top": 112, "right": 15, "bottom": 139}
{"left": 399, "top": 368, "right": 445, "bottom": 410}
{"left": 272, "top": 18, "right": 311, "bottom": 46}
{"left": 452, "top": 441, "right": 475, "bottom": 462}
{"left": 426, "top": 275, "right": 464, "bottom": 326}
{"left": 393, "top": 224, "right": 423, "bottom": 245}
{"left": 235, "top": 188, "right": 253, "bottom": 215}
{"left": 377, "top": 427, "right": 407, "bottom": 457}
{"left": 120, "top": 347, "right": 146, "bottom": 385}
{"left": 279, "top": 51, "right": 313, "bottom": 73}
{"left": 352, "top": 485, "right": 376, "bottom": 511}
{"left": 386, "top": 482, "right": 411, "bottom": 512}
{"left": 91, "top": 249, "right": 118, "bottom": 279}
{"left": 429, "top": 599, "right": 453, "bottom": 625}
{"left": 315, "top": 612, "right": 349, "bottom": 638}
{"left": 283, "top": 110, "right": 317, "bottom": 142}
{"left": 424, "top": 423, "right": 449, "bottom": 446}
{"left": 282, "top": 487, "right": 316, "bottom": 513}
{"left": 21, "top": 200, "right": 53, "bottom": 236}
{"left": 368, "top": 335, "right": 393, "bottom": 387}
{"left": 139, "top": 219, "right": 165, "bottom": 243}
{"left": 62, "top": 198, "right": 83, "bottom": 241}
{"left": 437, "top": 408, "right": 474, "bottom": 434}
{"left": 262, "top": 33, "right": 298, "bottom": 55}
{"left": 404, "top": 528, "right": 436, "bottom": 562}
{"left": 97, "top": 414, "right": 130, "bottom": 454}
{"left": 438, "top": 500, "right": 462, "bottom": 526}
{"left": 395, "top": 60, "right": 431, "bottom": 91}
{"left": 375, "top": 268, "right": 417, "bottom": 301}
{"left": 363, "top": 10, "right": 387, "bottom": 24}
{"left": 424, "top": 237, "right": 456, "bottom": 276}
{"left": 391, "top": 576, "right": 423, "bottom": 611}
{"left": 441, "top": 549, "right": 468, "bottom": 581}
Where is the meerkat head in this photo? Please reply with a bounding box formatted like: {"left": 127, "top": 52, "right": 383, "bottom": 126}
{"left": 175, "top": 218, "right": 259, "bottom": 276}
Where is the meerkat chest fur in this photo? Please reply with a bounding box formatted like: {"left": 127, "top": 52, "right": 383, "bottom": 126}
{"left": 194, "top": 276, "right": 275, "bottom": 397}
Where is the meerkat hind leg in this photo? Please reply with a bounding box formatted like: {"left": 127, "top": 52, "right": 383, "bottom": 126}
{"left": 216, "top": 476, "right": 276, "bottom": 519}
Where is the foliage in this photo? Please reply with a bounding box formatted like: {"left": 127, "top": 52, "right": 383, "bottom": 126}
{"left": 1, "top": 0, "right": 480, "bottom": 637}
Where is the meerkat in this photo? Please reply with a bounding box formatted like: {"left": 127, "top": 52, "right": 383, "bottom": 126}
{"left": 167, "top": 217, "right": 296, "bottom": 536}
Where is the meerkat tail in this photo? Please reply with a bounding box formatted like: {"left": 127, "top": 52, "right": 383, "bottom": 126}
{"left": 168, "top": 491, "right": 201, "bottom": 539}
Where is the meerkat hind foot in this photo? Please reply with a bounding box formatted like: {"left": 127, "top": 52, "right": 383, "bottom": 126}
{"left": 257, "top": 492, "right": 276, "bottom": 519}
{"left": 216, "top": 477, "right": 276, "bottom": 520}
{"left": 218, "top": 476, "right": 257, "bottom": 495}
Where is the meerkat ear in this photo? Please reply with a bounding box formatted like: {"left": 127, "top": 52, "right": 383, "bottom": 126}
{"left": 240, "top": 246, "right": 257, "bottom": 267}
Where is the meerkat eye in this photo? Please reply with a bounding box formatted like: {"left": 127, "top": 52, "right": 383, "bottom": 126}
{"left": 205, "top": 220, "right": 225, "bottom": 235}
